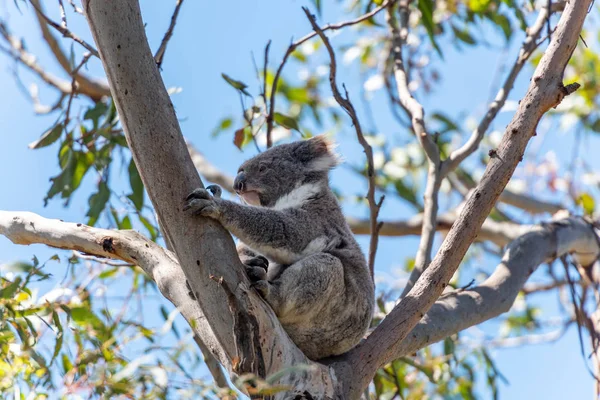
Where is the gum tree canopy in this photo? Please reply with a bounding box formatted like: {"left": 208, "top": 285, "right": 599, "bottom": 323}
{"left": 0, "top": 0, "right": 599, "bottom": 399}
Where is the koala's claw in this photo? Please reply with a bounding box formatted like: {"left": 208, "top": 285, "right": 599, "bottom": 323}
{"left": 183, "top": 188, "right": 220, "bottom": 217}
{"left": 206, "top": 185, "right": 222, "bottom": 198}
{"left": 185, "top": 187, "right": 211, "bottom": 202}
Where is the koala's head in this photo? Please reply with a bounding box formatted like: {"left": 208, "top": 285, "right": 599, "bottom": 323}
{"left": 234, "top": 136, "right": 339, "bottom": 207}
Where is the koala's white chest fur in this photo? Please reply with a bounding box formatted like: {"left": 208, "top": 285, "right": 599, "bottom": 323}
{"left": 272, "top": 183, "right": 321, "bottom": 210}
{"left": 246, "top": 183, "right": 330, "bottom": 264}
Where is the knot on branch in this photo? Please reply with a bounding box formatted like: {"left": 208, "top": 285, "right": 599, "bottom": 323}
{"left": 553, "top": 81, "right": 580, "bottom": 108}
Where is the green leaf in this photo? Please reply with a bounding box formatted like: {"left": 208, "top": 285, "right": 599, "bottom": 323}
{"left": 211, "top": 117, "right": 233, "bottom": 137}
{"left": 417, "top": 0, "right": 443, "bottom": 58}
{"left": 431, "top": 112, "right": 460, "bottom": 134}
{"left": 72, "top": 151, "right": 94, "bottom": 192}
{"left": 274, "top": 112, "right": 300, "bottom": 131}
{"left": 468, "top": 0, "right": 492, "bottom": 12}
{"left": 489, "top": 13, "right": 512, "bottom": 42}
{"left": 394, "top": 180, "right": 420, "bottom": 209}
{"left": 45, "top": 149, "right": 76, "bottom": 205}
{"left": 84, "top": 101, "right": 109, "bottom": 128}
{"left": 0, "top": 277, "right": 22, "bottom": 299}
{"left": 577, "top": 192, "right": 595, "bottom": 216}
{"left": 128, "top": 159, "right": 144, "bottom": 211}
{"left": 451, "top": 25, "right": 476, "bottom": 46}
{"left": 70, "top": 307, "right": 105, "bottom": 330}
{"left": 221, "top": 73, "right": 251, "bottom": 96}
{"left": 139, "top": 214, "right": 158, "bottom": 241}
{"left": 86, "top": 182, "right": 111, "bottom": 226}
{"left": 62, "top": 354, "right": 73, "bottom": 374}
{"left": 311, "top": 0, "right": 321, "bottom": 15}
{"left": 29, "top": 123, "right": 63, "bottom": 149}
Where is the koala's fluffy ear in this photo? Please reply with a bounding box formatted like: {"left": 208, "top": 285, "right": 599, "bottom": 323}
{"left": 297, "top": 135, "right": 341, "bottom": 171}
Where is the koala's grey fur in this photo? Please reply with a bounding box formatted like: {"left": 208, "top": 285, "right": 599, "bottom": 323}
{"left": 184, "top": 136, "right": 374, "bottom": 360}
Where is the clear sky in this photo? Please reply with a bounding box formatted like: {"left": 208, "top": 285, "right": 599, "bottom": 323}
{"left": 0, "top": 0, "right": 598, "bottom": 398}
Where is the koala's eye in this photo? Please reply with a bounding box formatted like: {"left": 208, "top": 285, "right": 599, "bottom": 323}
{"left": 238, "top": 167, "right": 244, "bottom": 173}
{"left": 258, "top": 163, "right": 267, "bottom": 173}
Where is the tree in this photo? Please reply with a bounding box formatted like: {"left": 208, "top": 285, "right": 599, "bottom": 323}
{"left": 0, "top": 0, "right": 598, "bottom": 398}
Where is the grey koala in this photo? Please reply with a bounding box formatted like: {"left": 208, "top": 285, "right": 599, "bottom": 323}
{"left": 183, "top": 136, "right": 374, "bottom": 360}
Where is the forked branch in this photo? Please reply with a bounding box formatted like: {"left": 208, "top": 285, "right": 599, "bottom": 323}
{"left": 345, "top": 0, "right": 590, "bottom": 396}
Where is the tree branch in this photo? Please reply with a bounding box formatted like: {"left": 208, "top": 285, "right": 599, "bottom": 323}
{"left": 0, "top": 22, "right": 73, "bottom": 95}
{"left": 303, "top": 8, "right": 383, "bottom": 277}
{"left": 266, "top": 0, "right": 396, "bottom": 138}
{"left": 28, "top": 0, "right": 99, "bottom": 58}
{"left": 338, "top": 217, "right": 599, "bottom": 397}
{"left": 387, "top": 2, "right": 442, "bottom": 296}
{"left": 442, "top": 2, "right": 553, "bottom": 175}
{"left": 344, "top": 0, "right": 590, "bottom": 395}
{"left": 28, "top": 0, "right": 109, "bottom": 101}
{"left": 154, "top": 0, "right": 185, "bottom": 69}
{"left": 0, "top": 210, "right": 230, "bottom": 384}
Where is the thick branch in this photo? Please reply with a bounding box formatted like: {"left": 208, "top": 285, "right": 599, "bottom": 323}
{"left": 0, "top": 211, "right": 230, "bottom": 379}
{"left": 347, "top": 213, "right": 530, "bottom": 247}
{"left": 382, "top": 217, "right": 599, "bottom": 359}
{"left": 345, "top": 1, "right": 590, "bottom": 396}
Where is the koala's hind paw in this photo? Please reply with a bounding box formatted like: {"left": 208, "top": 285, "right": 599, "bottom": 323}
{"left": 245, "top": 265, "right": 267, "bottom": 282}
{"left": 183, "top": 188, "right": 220, "bottom": 218}
{"left": 250, "top": 280, "right": 270, "bottom": 298}
{"left": 244, "top": 255, "right": 269, "bottom": 270}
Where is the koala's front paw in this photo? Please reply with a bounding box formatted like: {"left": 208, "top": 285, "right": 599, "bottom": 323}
{"left": 183, "top": 186, "right": 222, "bottom": 218}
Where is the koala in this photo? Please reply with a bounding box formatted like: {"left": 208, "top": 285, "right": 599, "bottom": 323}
{"left": 183, "top": 136, "right": 374, "bottom": 360}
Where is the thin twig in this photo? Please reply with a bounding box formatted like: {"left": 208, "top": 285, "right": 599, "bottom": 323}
{"left": 28, "top": 0, "right": 98, "bottom": 57}
{"left": 267, "top": 0, "right": 397, "bottom": 138}
{"left": 263, "top": 40, "right": 272, "bottom": 148}
{"left": 58, "top": 0, "right": 67, "bottom": 29}
{"left": 303, "top": 8, "right": 384, "bottom": 278}
{"left": 65, "top": 52, "right": 93, "bottom": 128}
{"left": 67, "top": 0, "right": 84, "bottom": 15}
{"left": 154, "top": 0, "right": 185, "bottom": 69}
{"left": 0, "top": 22, "right": 73, "bottom": 94}
{"left": 387, "top": 3, "right": 441, "bottom": 297}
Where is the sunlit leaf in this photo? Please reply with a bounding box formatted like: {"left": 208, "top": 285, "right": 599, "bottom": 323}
{"left": 222, "top": 73, "right": 251, "bottom": 96}
{"left": 29, "top": 123, "right": 63, "bottom": 149}
{"left": 274, "top": 112, "right": 300, "bottom": 131}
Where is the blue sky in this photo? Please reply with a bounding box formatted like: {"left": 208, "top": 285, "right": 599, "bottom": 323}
{"left": 0, "top": 0, "right": 598, "bottom": 398}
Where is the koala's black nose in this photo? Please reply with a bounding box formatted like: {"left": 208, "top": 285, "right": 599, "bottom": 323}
{"left": 234, "top": 172, "right": 246, "bottom": 192}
